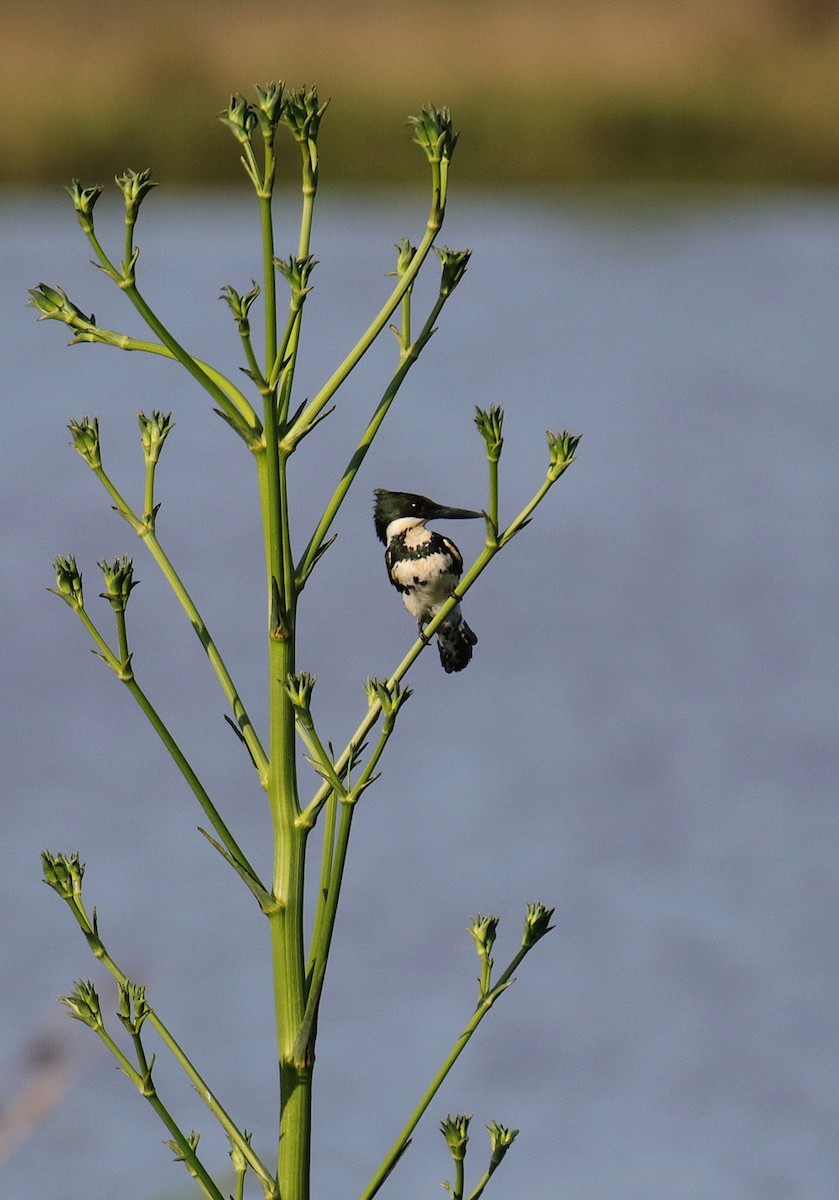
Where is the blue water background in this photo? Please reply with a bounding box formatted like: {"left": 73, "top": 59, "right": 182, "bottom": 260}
{"left": 1, "top": 188, "right": 838, "bottom": 1199}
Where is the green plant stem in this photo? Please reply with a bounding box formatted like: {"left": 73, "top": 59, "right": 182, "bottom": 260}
{"left": 282, "top": 192, "right": 446, "bottom": 451}
{"left": 64, "top": 896, "right": 275, "bottom": 1194}
{"left": 296, "top": 288, "right": 449, "bottom": 585}
{"left": 361, "top": 947, "right": 531, "bottom": 1200}
{"left": 73, "top": 606, "right": 264, "bottom": 898}
{"left": 102, "top": 468, "right": 268, "bottom": 777}
{"left": 89, "top": 464, "right": 269, "bottom": 779}
{"left": 94, "top": 1026, "right": 226, "bottom": 1200}
{"left": 71, "top": 327, "right": 259, "bottom": 432}
{"left": 81, "top": 225, "right": 260, "bottom": 434}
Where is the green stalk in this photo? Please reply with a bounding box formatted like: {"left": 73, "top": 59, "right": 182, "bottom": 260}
{"left": 64, "top": 901, "right": 275, "bottom": 1193}
{"left": 88, "top": 463, "right": 269, "bottom": 779}
{"left": 73, "top": 606, "right": 264, "bottom": 897}
{"left": 361, "top": 949, "right": 530, "bottom": 1200}
{"left": 296, "top": 289, "right": 449, "bottom": 586}
{"left": 80, "top": 225, "right": 259, "bottom": 434}
{"left": 282, "top": 189, "right": 447, "bottom": 451}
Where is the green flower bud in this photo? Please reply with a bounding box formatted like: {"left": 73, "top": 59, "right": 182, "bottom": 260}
{"left": 255, "top": 81, "right": 286, "bottom": 142}
{"left": 117, "top": 981, "right": 150, "bottom": 1035}
{"left": 435, "top": 245, "right": 471, "bottom": 296}
{"left": 68, "top": 415, "right": 101, "bottom": 469}
{"left": 51, "top": 555, "right": 84, "bottom": 610}
{"left": 219, "top": 281, "right": 260, "bottom": 330}
{"left": 60, "top": 980, "right": 103, "bottom": 1029}
{"left": 115, "top": 168, "right": 158, "bottom": 220}
{"left": 98, "top": 555, "right": 138, "bottom": 612}
{"left": 469, "top": 913, "right": 500, "bottom": 960}
{"left": 275, "top": 254, "right": 317, "bottom": 304}
{"left": 27, "top": 284, "right": 96, "bottom": 334}
{"left": 409, "top": 105, "right": 458, "bottom": 163}
{"left": 546, "top": 429, "right": 582, "bottom": 481}
{"left": 522, "top": 901, "right": 555, "bottom": 949}
{"left": 440, "top": 1113, "right": 471, "bottom": 1160}
{"left": 393, "top": 238, "right": 416, "bottom": 277}
{"left": 220, "top": 94, "right": 258, "bottom": 145}
{"left": 41, "top": 850, "right": 84, "bottom": 900}
{"left": 486, "top": 1120, "right": 519, "bottom": 1167}
{"left": 137, "top": 410, "right": 174, "bottom": 465}
{"left": 65, "top": 179, "right": 103, "bottom": 233}
{"left": 285, "top": 671, "right": 317, "bottom": 716}
{"left": 475, "top": 405, "right": 504, "bottom": 463}
{"left": 363, "top": 678, "right": 412, "bottom": 723}
{"left": 281, "top": 85, "right": 329, "bottom": 145}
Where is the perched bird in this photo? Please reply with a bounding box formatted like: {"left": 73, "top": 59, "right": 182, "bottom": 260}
{"left": 373, "top": 488, "right": 484, "bottom": 673}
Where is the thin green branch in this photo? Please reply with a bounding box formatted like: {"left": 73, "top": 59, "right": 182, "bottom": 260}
{"left": 295, "top": 282, "right": 450, "bottom": 586}
{"left": 85, "top": 461, "right": 269, "bottom": 779}
{"left": 56, "top": 895, "right": 277, "bottom": 1197}
{"left": 281, "top": 196, "right": 448, "bottom": 452}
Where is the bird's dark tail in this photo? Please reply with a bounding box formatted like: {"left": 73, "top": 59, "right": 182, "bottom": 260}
{"left": 437, "top": 610, "right": 478, "bottom": 673}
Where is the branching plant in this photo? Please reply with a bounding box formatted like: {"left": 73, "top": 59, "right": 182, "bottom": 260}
{"left": 31, "top": 83, "right": 581, "bottom": 1200}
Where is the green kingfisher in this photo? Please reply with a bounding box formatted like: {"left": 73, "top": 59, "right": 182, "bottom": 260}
{"left": 373, "top": 488, "right": 484, "bottom": 673}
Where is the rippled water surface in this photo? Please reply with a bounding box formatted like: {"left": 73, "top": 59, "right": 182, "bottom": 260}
{"left": 2, "top": 189, "right": 838, "bottom": 1199}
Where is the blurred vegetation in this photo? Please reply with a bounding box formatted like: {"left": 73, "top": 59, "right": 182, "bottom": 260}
{"left": 4, "top": 0, "right": 839, "bottom": 186}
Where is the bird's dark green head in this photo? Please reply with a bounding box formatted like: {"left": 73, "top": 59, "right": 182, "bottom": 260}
{"left": 373, "top": 488, "right": 483, "bottom": 543}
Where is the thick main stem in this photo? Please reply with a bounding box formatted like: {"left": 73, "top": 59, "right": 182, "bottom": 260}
{"left": 258, "top": 437, "right": 311, "bottom": 1199}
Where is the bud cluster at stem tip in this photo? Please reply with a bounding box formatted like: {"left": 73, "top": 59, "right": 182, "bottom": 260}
{"left": 435, "top": 245, "right": 471, "bottom": 296}
{"left": 68, "top": 416, "right": 101, "bottom": 469}
{"left": 98, "top": 555, "right": 138, "bottom": 612}
{"left": 50, "top": 555, "right": 84, "bottom": 610}
{"left": 522, "top": 901, "right": 555, "bottom": 948}
{"left": 546, "top": 429, "right": 582, "bottom": 481}
{"left": 475, "top": 405, "right": 504, "bottom": 463}
{"left": 65, "top": 179, "right": 102, "bottom": 233}
{"left": 41, "top": 850, "right": 84, "bottom": 900}
{"left": 486, "top": 1120, "right": 519, "bottom": 1166}
{"left": 116, "top": 168, "right": 158, "bottom": 222}
{"left": 138, "top": 410, "right": 174, "bottom": 465}
{"left": 440, "top": 1113, "right": 471, "bottom": 1160}
{"left": 60, "top": 979, "right": 103, "bottom": 1029}
{"left": 409, "top": 105, "right": 458, "bottom": 163}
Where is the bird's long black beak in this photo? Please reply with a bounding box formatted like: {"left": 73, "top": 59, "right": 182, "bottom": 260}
{"left": 429, "top": 502, "right": 485, "bottom": 521}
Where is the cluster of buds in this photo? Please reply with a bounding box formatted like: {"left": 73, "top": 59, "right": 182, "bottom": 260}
{"left": 285, "top": 671, "right": 317, "bottom": 724}
{"left": 546, "top": 429, "right": 582, "bottom": 482}
{"left": 281, "top": 85, "right": 329, "bottom": 149}
{"left": 220, "top": 281, "right": 260, "bottom": 334}
{"left": 475, "top": 405, "right": 504, "bottom": 464}
{"left": 522, "top": 901, "right": 555, "bottom": 949}
{"left": 117, "top": 981, "right": 151, "bottom": 1037}
{"left": 485, "top": 1120, "right": 519, "bottom": 1170}
{"left": 441, "top": 1113, "right": 471, "bottom": 1164}
{"left": 51, "top": 555, "right": 85, "bottom": 611}
{"left": 363, "top": 677, "right": 412, "bottom": 731}
{"left": 275, "top": 253, "right": 317, "bottom": 307}
{"left": 255, "top": 82, "right": 286, "bottom": 145}
{"left": 138, "top": 410, "right": 174, "bottom": 466}
{"left": 41, "top": 850, "right": 85, "bottom": 901}
{"left": 27, "top": 283, "right": 97, "bottom": 340}
{"left": 409, "top": 105, "right": 459, "bottom": 164}
{"left": 68, "top": 415, "right": 101, "bottom": 469}
{"left": 115, "top": 168, "right": 157, "bottom": 224}
{"left": 98, "top": 555, "right": 139, "bottom": 613}
{"left": 220, "top": 94, "right": 259, "bottom": 146}
{"left": 392, "top": 237, "right": 416, "bottom": 279}
{"left": 60, "top": 979, "right": 104, "bottom": 1031}
{"left": 435, "top": 246, "right": 471, "bottom": 298}
{"left": 65, "top": 179, "right": 103, "bottom": 235}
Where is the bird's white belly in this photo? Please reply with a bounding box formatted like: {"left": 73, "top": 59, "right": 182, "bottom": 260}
{"left": 391, "top": 553, "right": 457, "bottom": 621}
